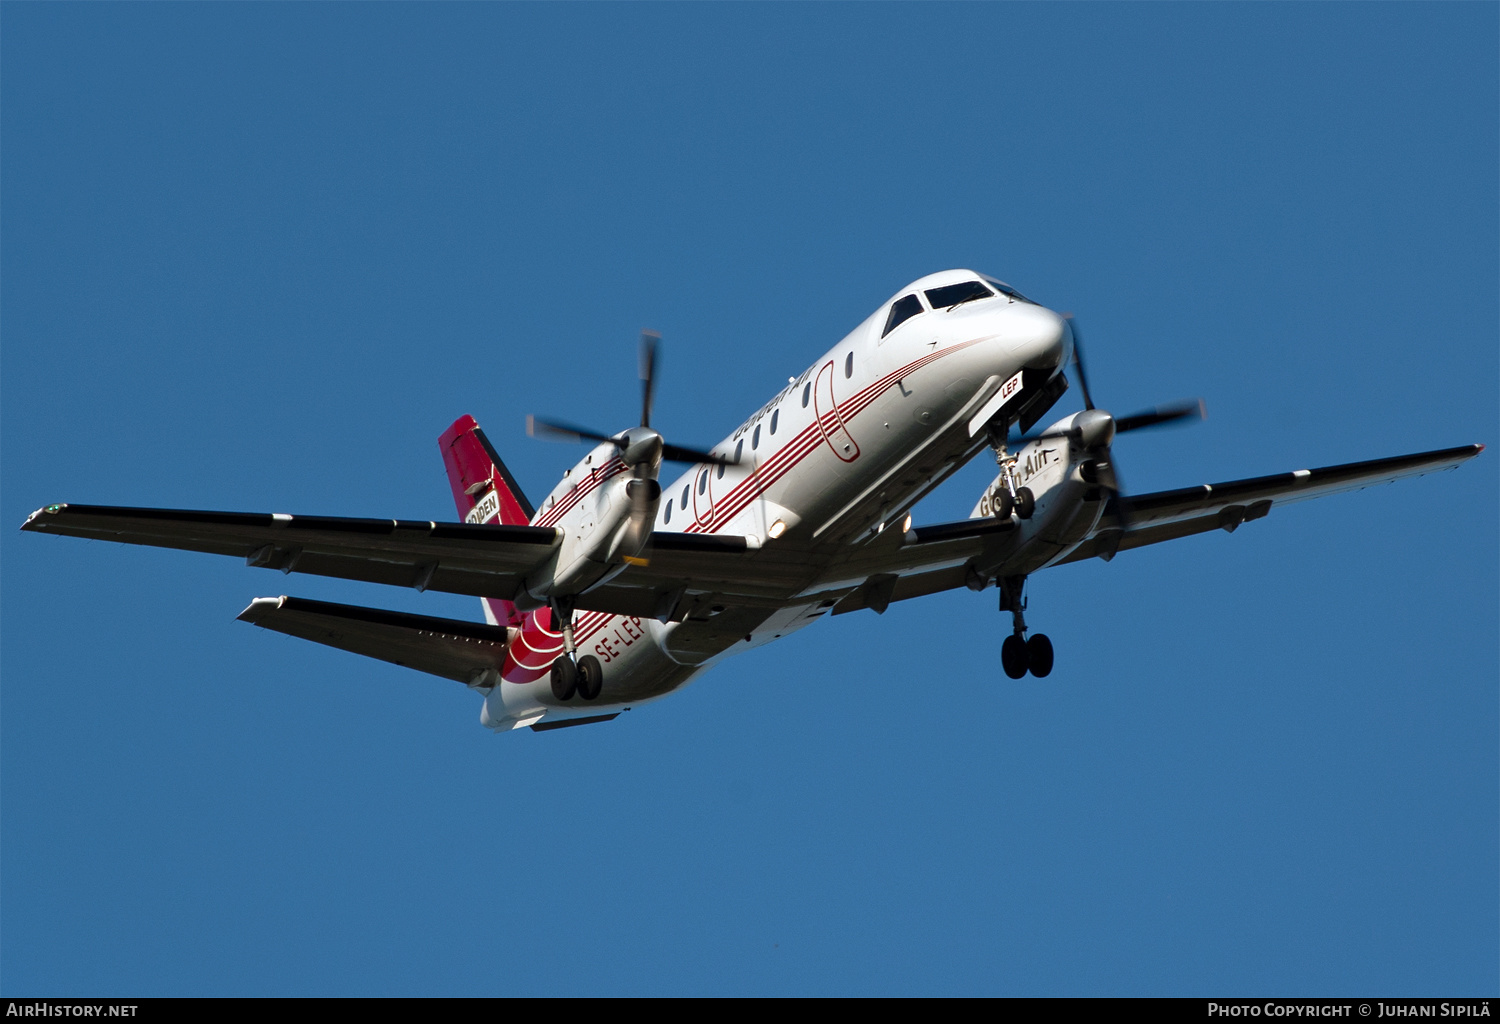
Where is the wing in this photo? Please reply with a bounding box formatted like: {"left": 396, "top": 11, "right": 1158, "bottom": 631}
{"left": 1055, "top": 442, "right": 1484, "bottom": 564}
{"left": 574, "top": 531, "right": 819, "bottom": 618}
{"left": 830, "top": 443, "right": 1485, "bottom": 612}
{"left": 17, "top": 502, "right": 824, "bottom": 619}
{"left": 21, "top": 503, "right": 560, "bottom": 598}
{"left": 23, "top": 442, "right": 1481, "bottom": 621}
{"left": 238, "top": 595, "right": 512, "bottom": 685}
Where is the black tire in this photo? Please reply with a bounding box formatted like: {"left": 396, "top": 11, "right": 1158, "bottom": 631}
{"left": 1015, "top": 487, "right": 1035, "bottom": 520}
{"left": 1027, "top": 634, "right": 1054, "bottom": 678}
{"left": 550, "top": 656, "right": 578, "bottom": 701}
{"left": 992, "top": 488, "right": 1014, "bottom": 520}
{"left": 1001, "top": 634, "right": 1029, "bottom": 679}
{"left": 576, "top": 655, "right": 603, "bottom": 701}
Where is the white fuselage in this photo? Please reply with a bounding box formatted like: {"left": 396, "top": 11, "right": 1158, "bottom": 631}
{"left": 483, "top": 270, "right": 1073, "bottom": 730}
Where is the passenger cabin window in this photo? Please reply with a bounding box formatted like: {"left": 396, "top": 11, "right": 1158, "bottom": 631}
{"left": 681, "top": 484, "right": 689, "bottom": 507}
{"left": 770, "top": 409, "right": 779, "bottom": 435}
{"left": 802, "top": 383, "right": 810, "bottom": 408}
{"left": 734, "top": 439, "right": 743, "bottom": 463}
{"left": 882, "top": 294, "right": 924, "bottom": 337}
{"left": 664, "top": 499, "right": 672, "bottom": 524}
{"left": 925, "top": 280, "right": 994, "bottom": 310}
{"left": 717, "top": 460, "right": 725, "bottom": 479}
{"left": 698, "top": 469, "right": 708, "bottom": 495}
{"left": 844, "top": 352, "right": 853, "bottom": 378}
{"left": 752, "top": 424, "right": 760, "bottom": 449}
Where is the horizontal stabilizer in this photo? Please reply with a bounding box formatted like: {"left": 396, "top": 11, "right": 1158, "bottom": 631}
{"left": 238, "top": 595, "right": 512, "bottom": 686}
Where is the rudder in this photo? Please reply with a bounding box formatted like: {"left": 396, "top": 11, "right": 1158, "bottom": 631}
{"left": 439, "top": 415, "right": 535, "bottom": 627}
{"left": 439, "top": 415, "right": 535, "bottom": 526}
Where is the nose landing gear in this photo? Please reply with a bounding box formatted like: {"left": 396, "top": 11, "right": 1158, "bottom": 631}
{"left": 999, "top": 575, "right": 1053, "bottom": 679}
{"left": 985, "top": 431, "right": 1035, "bottom": 521}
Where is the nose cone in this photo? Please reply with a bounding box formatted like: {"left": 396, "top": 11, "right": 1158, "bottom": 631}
{"left": 1003, "top": 303, "right": 1068, "bottom": 372}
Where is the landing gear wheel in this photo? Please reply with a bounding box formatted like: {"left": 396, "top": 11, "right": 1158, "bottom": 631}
{"left": 1026, "top": 634, "right": 1054, "bottom": 677}
{"left": 576, "top": 655, "right": 603, "bottom": 701}
{"left": 1001, "top": 634, "right": 1029, "bottom": 679}
{"left": 1015, "top": 487, "right": 1035, "bottom": 520}
{"left": 991, "top": 488, "right": 1014, "bottom": 520}
{"left": 550, "top": 656, "right": 578, "bottom": 701}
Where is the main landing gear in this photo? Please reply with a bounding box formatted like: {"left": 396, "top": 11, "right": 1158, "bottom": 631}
{"left": 550, "top": 654, "right": 603, "bottom": 701}
{"left": 548, "top": 600, "right": 604, "bottom": 702}
{"left": 998, "top": 575, "right": 1053, "bottom": 679}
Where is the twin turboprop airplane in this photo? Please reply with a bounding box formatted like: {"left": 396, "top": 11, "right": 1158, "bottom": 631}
{"left": 22, "top": 270, "right": 1484, "bottom": 732}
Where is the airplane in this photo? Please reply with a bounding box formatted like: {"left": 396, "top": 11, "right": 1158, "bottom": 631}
{"left": 21, "top": 269, "right": 1484, "bottom": 733}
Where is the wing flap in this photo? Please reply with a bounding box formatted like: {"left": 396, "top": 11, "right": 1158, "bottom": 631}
{"left": 238, "top": 595, "right": 512, "bottom": 684}
{"left": 580, "top": 532, "right": 818, "bottom": 607}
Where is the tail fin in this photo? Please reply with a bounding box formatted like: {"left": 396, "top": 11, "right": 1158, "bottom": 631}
{"left": 439, "top": 415, "right": 535, "bottom": 627}
{"left": 440, "top": 415, "right": 535, "bottom": 526}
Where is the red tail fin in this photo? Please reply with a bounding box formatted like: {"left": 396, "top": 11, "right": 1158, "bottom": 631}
{"left": 439, "top": 415, "right": 535, "bottom": 526}
{"left": 439, "top": 415, "right": 535, "bottom": 627}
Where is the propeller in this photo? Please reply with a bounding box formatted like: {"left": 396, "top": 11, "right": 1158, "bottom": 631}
{"left": 1064, "top": 314, "right": 1097, "bottom": 411}
{"left": 1006, "top": 315, "right": 1206, "bottom": 530}
{"left": 1010, "top": 398, "right": 1206, "bottom": 448}
{"left": 526, "top": 331, "right": 735, "bottom": 468}
{"left": 527, "top": 331, "right": 736, "bottom": 542}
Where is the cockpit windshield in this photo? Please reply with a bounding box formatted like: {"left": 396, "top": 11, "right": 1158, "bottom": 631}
{"left": 882, "top": 294, "right": 925, "bottom": 337}
{"left": 980, "top": 276, "right": 1036, "bottom": 305}
{"left": 925, "top": 280, "right": 995, "bottom": 310}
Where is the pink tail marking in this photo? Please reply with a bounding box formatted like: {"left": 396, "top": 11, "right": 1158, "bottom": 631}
{"left": 439, "top": 415, "right": 536, "bottom": 628}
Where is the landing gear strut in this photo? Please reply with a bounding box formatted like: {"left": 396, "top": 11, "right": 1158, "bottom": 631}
{"left": 547, "top": 600, "right": 604, "bottom": 701}
{"left": 984, "top": 429, "right": 1034, "bottom": 521}
{"left": 998, "top": 575, "right": 1053, "bottom": 679}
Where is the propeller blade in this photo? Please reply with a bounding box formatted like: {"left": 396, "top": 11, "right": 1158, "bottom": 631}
{"left": 1008, "top": 399, "right": 1206, "bottom": 448}
{"left": 529, "top": 331, "right": 733, "bottom": 469}
{"left": 639, "top": 330, "right": 659, "bottom": 429}
{"left": 1063, "top": 315, "right": 1096, "bottom": 411}
{"left": 1087, "top": 451, "right": 1136, "bottom": 532}
{"left": 1114, "top": 399, "right": 1206, "bottom": 435}
{"left": 526, "top": 415, "right": 622, "bottom": 448}
{"left": 661, "top": 442, "right": 735, "bottom": 467}
{"left": 1093, "top": 455, "right": 1124, "bottom": 501}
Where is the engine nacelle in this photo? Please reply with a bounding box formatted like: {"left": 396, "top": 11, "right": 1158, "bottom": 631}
{"left": 518, "top": 462, "right": 661, "bottom": 610}
{"left": 967, "top": 411, "right": 1111, "bottom": 577}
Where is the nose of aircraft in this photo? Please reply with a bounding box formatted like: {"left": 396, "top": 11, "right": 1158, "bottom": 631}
{"left": 1003, "top": 302, "right": 1068, "bottom": 372}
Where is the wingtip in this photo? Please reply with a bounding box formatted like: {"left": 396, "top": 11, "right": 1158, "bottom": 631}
{"left": 20, "top": 503, "right": 66, "bottom": 531}
{"left": 237, "top": 595, "right": 288, "bottom": 623}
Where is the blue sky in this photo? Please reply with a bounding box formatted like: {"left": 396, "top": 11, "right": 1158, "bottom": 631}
{"left": 3, "top": 3, "right": 1495, "bottom": 996}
